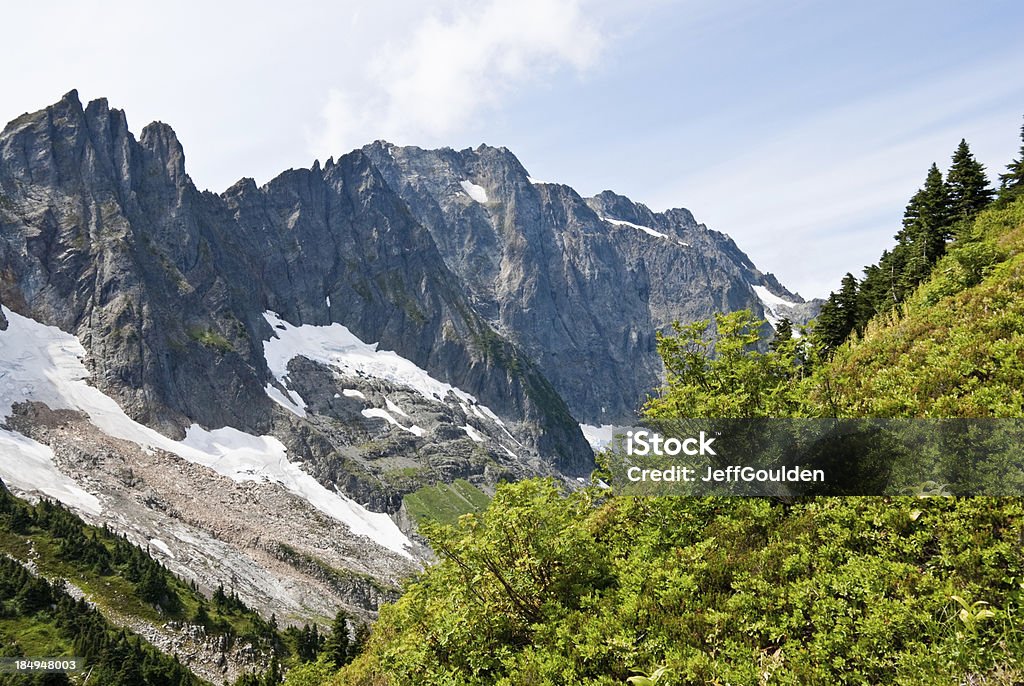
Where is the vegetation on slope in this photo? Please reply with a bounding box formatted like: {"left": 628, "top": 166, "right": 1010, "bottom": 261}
{"left": 0, "top": 481, "right": 368, "bottom": 685}
{"left": 298, "top": 129, "right": 1024, "bottom": 685}
{"left": 402, "top": 479, "right": 491, "bottom": 526}
{"left": 0, "top": 482, "right": 206, "bottom": 686}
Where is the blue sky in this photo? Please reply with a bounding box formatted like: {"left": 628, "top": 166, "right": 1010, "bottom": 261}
{"left": 3, "top": 0, "right": 1023, "bottom": 297}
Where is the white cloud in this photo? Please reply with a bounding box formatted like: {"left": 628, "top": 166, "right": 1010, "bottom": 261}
{"left": 310, "top": 0, "right": 604, "bottom": 157}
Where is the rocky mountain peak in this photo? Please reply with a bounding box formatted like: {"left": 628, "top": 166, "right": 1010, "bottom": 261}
{"left": 139, "top": 120, "right": 188, "bottom": 187}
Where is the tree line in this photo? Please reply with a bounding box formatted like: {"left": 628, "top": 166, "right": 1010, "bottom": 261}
{"left": 812, "top": 117, "right": 1024, "bottom": 353}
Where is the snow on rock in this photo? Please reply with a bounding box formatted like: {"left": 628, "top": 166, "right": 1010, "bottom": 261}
{"left": 460, "top": 179, "right": 489, "bottom": 203}
{"left": 148, "top": 538, "right": 174, "bottom": 558}
{"left": 385, "top": 398, "right": 410, "bottom": 418}
{"left": 264, "top": 383, "right": 307, "bottom": 418}
{"left": 751, "top": 285, "right": 798, "bottom": 328}
{"left": 0, "top": 306, "right": 413, "bottom": 558}
{"left": 599, "top": 215, "right": 689, "bottom": 247}
{"left": 580, "top": 423, "right": 616, "bottom": 451}
{"left": 262, "top": 311, "right": 501, "bottom": 419}
{"left": 361, "top": 408, "right": 425, "bottom": 437}
{"left": 462, "top": 424, "right": 485, "bottom": 443}
{"left": 342, "top": 388, "right": 366, "bottom": 400}
{"left": 0, "top": 428, "right": 102, "bottom": 515}
{"left": 178, "top": 425, "right": 415, "bottom": 556}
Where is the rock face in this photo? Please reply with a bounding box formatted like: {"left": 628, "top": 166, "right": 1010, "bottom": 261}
{"left": 0, "top": 91, "right": 591, "bottom": 479}
{"left": 363, "top": 143, "right": 820, "bottom": 423}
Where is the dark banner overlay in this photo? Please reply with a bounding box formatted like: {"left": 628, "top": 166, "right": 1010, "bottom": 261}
{"left": 602, "top": 419, "right": 1024, "bottom": 496}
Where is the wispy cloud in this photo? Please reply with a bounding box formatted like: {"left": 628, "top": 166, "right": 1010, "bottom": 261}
{"left": 310, "top": 0, "right": 604, "bottom": 157}
{"left": 651, "top": 49, "right": 1024, "bottom": 297}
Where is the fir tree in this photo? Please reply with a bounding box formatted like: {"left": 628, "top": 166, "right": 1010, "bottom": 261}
{"left": 896, "top": 163, "right": 952, "bottom": 285}
{"left": 946, "top": 139, "right": 993, "bottom": 221}
{"left": 771, "top": 317, "right": 793, "bottom": 350}
{"left": 323, "top": 610, "right": 352, "bottom": 667}
{"left": 998, "top": 116, "right": 1024, "bottom": 203}
{"left": 353, "top": 622, "right": 371, "bottom": 656}
{"left": 837, "top": 273, "right": 860, "bottom": 338}
{"left": 814, "top": 296, "right": 847, "bottom": 353}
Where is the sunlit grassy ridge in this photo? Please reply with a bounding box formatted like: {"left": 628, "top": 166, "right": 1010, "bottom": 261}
{"left": 810, "top": 199, "right": 1024, "bottom": 418}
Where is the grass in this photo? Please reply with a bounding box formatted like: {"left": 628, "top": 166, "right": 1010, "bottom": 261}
{"left": 186, "top": 327, "right": 234, "bottom": 353}
{"left": 402, "top": 479, "right": 491, "bottom": 526}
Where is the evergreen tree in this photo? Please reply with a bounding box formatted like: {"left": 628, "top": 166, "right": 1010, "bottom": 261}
{"left": 946, "top": 139, "right": 993, "bottom": 221}
{"left": 352, "top": 622, "right": 371, "bottom": 656}
{"left": 896, "top": 163, "right": 952, "bottom": 285}
{"left": 813, "top": 296, "right": 847, "bottom": 353}
{"left": 323, "top": 610, "right": 351, "bottom": 667}
{"left": 813, "top": 274, "right": 860, "bottom": 354}
{"left": 837, "top": 273, "right": 860, "bottom": 338}
{"left": 771, "top": 317, "right": 793, "bottom": 350}
{"left": 998, "top": 116, "right": 1024, "bottom": 203}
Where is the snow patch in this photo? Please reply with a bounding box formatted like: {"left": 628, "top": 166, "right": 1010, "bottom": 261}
{"left": 751, "top": 285, "right": 798, "bottom": 328}
{"left": 462, "top": 424, "right": 485, "bottom": 443}
{"left": 580, "top": 423, "right": 616, "bottom": 451}
{"left": 460, "top": 180, "right": 489, "bottom": 203}
{"left": 385, "top": 398, "right": 410, "bottom": 418}
{"left": 148, "top": 538, "right": 174, "bottom": 558}
{"left": 342, "top": 389, "right": 366, "bottom": 400}
{"left": 599, "top": 215, "right": 689, "bottom": 246}
{"left": 264, "top": 383, "right": 307, "bottom": 418}
{"left": 0, "top": 306, "right": 413, "bottom": 558}
{"left": 262, "top": 311, "right": 501, "bottom": 420}
{"left": 361, "top": 408, "right": 425, "bottom": 437}
{"left": 0, "top": 428, "right": 102, "bottom": 515}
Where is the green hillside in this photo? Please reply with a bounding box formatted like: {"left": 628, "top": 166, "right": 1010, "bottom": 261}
{"left": 807, "top": 199, "right": 1024, "bottom": 418}
{"left": 0, "top": 482, "right": 364, "bottom": 686}
{"left": 301, "top": 181, "right": 1024, "bottom": 682}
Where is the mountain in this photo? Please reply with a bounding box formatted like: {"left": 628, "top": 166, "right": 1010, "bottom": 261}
{"left": 0, "top": 92, "right": 816, "bottom": 635}
{"left": 362, "top": 141, "right": 820, "bottom": 424}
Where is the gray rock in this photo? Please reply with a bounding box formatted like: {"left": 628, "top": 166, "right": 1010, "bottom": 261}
{"left": 0, "top": 94, "right": 592, "bottom": 483}
{"left": 362, "top": 144, "right": 820, "bottom": 424}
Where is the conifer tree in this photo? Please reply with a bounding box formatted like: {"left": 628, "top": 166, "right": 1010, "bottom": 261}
{"left": 946, "top": 139, "right": 993, "bottom": 221}
{"left": 897, "top": 163, "right": 952, "bottom": 286}
{"left": 813, "top": 296, "right": 847, "bottom": 353}
{"left": 998, "top": 116, "right": 1024, "bottom": 203}
{"left": 323, "top": 610, "right": 351, "bottom": 667}
{"left": 837, "top": 273, "right": 860, "bottom": 337}
{"left": 771, "top": 317, "right": 793, "bottom": 350}
{"left": 353, "top": 622, "right": 371, "bottom": 655}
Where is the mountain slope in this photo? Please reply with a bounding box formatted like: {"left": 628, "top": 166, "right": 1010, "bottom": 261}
{"left": 0, "top": 91, "right": 590, "bottom": 476}
{"left": 806, "top": 197, "right": 1024, "bottom": 417}
{"left": 318, "top": 199, "right": 1024, "bottom": 686}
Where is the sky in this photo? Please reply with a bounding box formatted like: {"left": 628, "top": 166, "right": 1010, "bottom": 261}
{"left": 3, "top": 0, "right": 1023, "bottom": 298}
